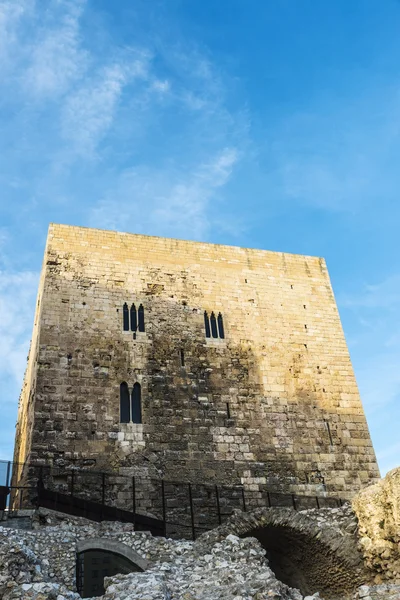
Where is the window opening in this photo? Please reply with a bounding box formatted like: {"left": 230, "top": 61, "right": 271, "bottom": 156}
{"left": 180, "top": 349, "right": 185, "bottom": 367}
{"left": 131, "top": 383, "right": 142, "bottom": 424}
{"left": 120, "top": 382, "right": 130, "bottom": 423}
{"left": 210, "top": 312, "right": 218, "bottom": 338}
{"left": 130, "top": 303, "right": 137, "bottom": 332}
{"left": 325, "top": 420, "right": 334, "bottom": 446}
{"left": 122, "top": 303, "right": 129, "bottom": 331}
{"left": 138, "top": 304, "right": 145, "bottom": 332}
{"left": 204, "top": 311, "right": 211, "bottom": 338}
{"left": 226, "top": 402, "right": 231, "bottom": 419}
{"left": 217, "top": 313, "right": 225, "bottom": 339}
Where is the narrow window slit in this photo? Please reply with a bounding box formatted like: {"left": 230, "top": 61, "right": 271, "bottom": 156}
{"left": 325, "top": 420, "right": 334, "bottom": 446}
{"left": 131, "top": 383, "right": 142, "bottom": 424}
{"left": 122, "top": 303, "right": 129, "bottom": 331}
{"left": 226, "top": 403, "right": 231, "bottom": 419}
{"left": 120, "top": 382, "right": 130, "bottom": 423}
{"left": 130, "top": 303, "right": 137, "bottom": 331}
{"left": 217, "top": 313, "right": 225, "bottom": 339}
{"left": 210, "top": 312, "right": 218, "bottom": 338}
{"left": 180, "top": 349, "right": 185, "bottom": 367}
{"left": 204, "top": 311, "right": 211, "bottom": 338}
{"left": 138, "top": 304, "right": 145, "bottom": 332}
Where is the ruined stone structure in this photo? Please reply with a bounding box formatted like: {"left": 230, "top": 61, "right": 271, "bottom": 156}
{"left": 13, "top": 223, "right": 379, "bottom": 506}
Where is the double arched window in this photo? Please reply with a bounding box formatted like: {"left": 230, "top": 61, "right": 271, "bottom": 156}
{"left": 204, "top": 311, "right": 225, "bottom": 339}
{"left": 120, "top": 382, "right": 142, "bottom": 424}
{"left": 122, "top": 303, "right": 145, "bottom": 333}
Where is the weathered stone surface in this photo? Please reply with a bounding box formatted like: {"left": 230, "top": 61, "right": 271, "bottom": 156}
{"left": 13, "top": 224, "right": 379, "bottom": 511}
{"left": 3, "top": 503, "right": 400, "bottom": 600}
{"left": 352, "top": 467, "right": 400, "bottom": 583}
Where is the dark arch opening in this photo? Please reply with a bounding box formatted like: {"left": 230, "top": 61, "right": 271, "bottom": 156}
{"left": 77, "top": 549, "right": 143, "bottom": 597}
{"left": 120, "top": 382, "right": 130, "bottom": 423}
{"left": 138, "top": 304, "right": 145, "bottom": 332}
{"left": 131, "top": 382, "right": 142, "bottom": 424}
{"left": 122, "top": 303, "right": 129, "bottom": 331}
{"left": 243, "top": 525, "right": 360, "bottom": 600}
{"left": 130, "top": 303, "right": 137, "bottom": 332}
{"left": 210, "top": 311, "right": 218, "bottom": 338}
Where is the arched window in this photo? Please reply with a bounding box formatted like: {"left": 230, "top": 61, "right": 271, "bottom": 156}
{"left": 120, "top": 382, "right": 130, "bottom": 423}
{"left": 131, "top": 383, "right": 142, "bottom": 424}
{"left": 217, "top": 313, "right": 225, "bottom": 339}
{"left": 210, "top": 312, "right": 218, "bottom": 338}
{"left": 138, "top": 304, "right": 145, "bottom": 332}
{"left": 204, "top": 311, "right": 211, "bottom": 338}
{"left": 122, "top": 303, "right": 129, "bottom": 331}
{"left": 130, "top": 303, "right": 137, "bottom": 332}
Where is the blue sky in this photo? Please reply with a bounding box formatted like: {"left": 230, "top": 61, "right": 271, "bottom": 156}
{"left": 1, "top": 0, "right": 400, "bottom": 475}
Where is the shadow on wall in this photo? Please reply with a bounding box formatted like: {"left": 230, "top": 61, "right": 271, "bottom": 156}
{"left": 244, "top": 525, "right": 363, "bottom": 600}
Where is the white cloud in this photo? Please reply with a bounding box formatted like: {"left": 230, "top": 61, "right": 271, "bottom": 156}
{"left": 0, "top": 270, "right": 39, "bottom": 392}
{"left": 341, "top": 275, "right": 400, "bottom": 310}
{"left": 90, "top": 147, "right": 239, "bottom": 239}
{"left": 22, "top": 0, "right": 88, "bottom": 98}
{"left": 152, "top": 79, "right": 170, "bottom": 93}
{"left": 0, "top": 0, "right": 33, "bottom": 71}
{"left": 61, "top": 56, "right": 150, "bottom": 156}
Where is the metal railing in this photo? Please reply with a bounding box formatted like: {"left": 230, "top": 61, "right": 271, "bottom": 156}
{"left": 0, "top": 460, "right": 343, "bottom": 540}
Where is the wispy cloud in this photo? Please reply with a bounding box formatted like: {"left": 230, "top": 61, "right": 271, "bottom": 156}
{"left": 90, "top": 147, "right": 239, "bottom": 238}
{"left": 61, "top": 56, "right": 150, "bottom": 156}
{"left": 0, "top": 270, "right": 39, "bottom": 390}
{"left": 23, "top": 0, "right": 88, "bottom": 99}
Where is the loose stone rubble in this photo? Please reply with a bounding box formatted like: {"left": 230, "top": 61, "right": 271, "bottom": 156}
{"left": 3, "top": 467, "right": 400, "bottom": 600}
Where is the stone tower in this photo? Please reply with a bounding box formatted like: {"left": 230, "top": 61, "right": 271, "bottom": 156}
{"left": 13, "top": 223, "right": 380, "bottom": 503}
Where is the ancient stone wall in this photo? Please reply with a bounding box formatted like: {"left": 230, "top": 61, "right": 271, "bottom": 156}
{"left": 13, "top": 224, "right": 379, "bottom": 507}
{"left": 352, "top": 467, "right": 400, "bottom": 583}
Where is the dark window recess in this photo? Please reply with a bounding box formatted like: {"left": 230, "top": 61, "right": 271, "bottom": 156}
{"left": 122, "top": 303, "right": 129, "bottom": 331}
{"left": 226, "top": 403, "right": 231, "bottom": 419}
{"left": 120, "top": 382, "right": 130, "bottom": 423}
{"left": 210, "top": 312, "right": 218, "bottom": 338}
{"left": 130, "top": 303, "right": 137, "bottom": 331}
{"left": 180, "top": 349, "right": 185, "bottom": 367}
{"left": 217, "top": 313, "right": 225, "bottom": 339}
{"left": 138, "top": 304, "right": 145, "bottom": 332}
{"left": 131, "top": 383, "right": 142, "bottom": 424}
{"left": 204, "top": 311, "right": 211, "bottom": 338}
{"left": 325, "top": 420, "right": 334, "bottom": 445}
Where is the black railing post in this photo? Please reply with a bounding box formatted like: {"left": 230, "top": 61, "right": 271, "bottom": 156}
{"left": 19, "top": 489, "right": 23, "bottom": 509}
{"left": 161, "top": 480, "right": 166, "bottom": 537}
{"left": 101, "top": 473, "right": 106, "bottom": 521}
{"left": 132, "top": 476, "right": 136, "bottom": 515}
{"left": 267, "top": 491, "right": 271, "bottom": 507}
{"left": 215, "top": 485, "right": 222, "bottom": 525}
{"left": 292, "top": 494, "right": 297, "bottom": 510}
{"left": 188, "top": 483, "right": 196, "bottom": 541}
{"left": 241, "top": 487, "right": 247, "bottom": 512}
{"left": 315, "top": 496, "right": 320, "bottom": 509}
{"left": 5, "top": 461, "right": 11, "bottom": 488}
{"left": 70, "top": 472, "right": 75, "bottom": 511}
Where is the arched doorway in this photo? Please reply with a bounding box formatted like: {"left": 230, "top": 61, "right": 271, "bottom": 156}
{"left": 76, "top": 539, "right": 147, "bottom": 597}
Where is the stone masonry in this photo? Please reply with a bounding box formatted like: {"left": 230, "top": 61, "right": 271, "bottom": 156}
{"left": 13, "top": 223, "right": 379, "bottom": 508}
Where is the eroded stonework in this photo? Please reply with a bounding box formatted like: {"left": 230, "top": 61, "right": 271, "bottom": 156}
{"left": 13, "top": 224, "right": 379, "bottom": 505}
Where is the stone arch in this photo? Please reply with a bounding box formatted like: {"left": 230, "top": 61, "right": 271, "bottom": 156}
{"left": 76, "top": 538, "right": 148, "bottom": 597}
{"left": 76, "top": 538, "right": 148, "bottom": 571}
{"left": 198, "top": 507, "right": 368, "bottom": 599}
